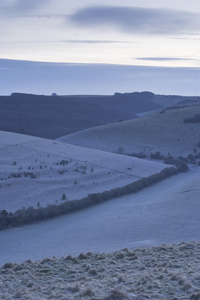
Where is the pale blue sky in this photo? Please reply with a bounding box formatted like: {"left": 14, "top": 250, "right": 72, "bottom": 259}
{"left": 1, "top": 0, "right": 200, "bottom": 95}
{"left": 1, "top": 0, "right": 200, "bottom": 66}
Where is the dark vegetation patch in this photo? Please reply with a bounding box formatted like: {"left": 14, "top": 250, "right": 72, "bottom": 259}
{"left": 9, "top": 172, "right": 38, "bottom": 179}
{"left": 131, "top": 150, "right": 200, "bottom": 168}
{"left": 184, "top": 114, "right": 200, "bottom": 123}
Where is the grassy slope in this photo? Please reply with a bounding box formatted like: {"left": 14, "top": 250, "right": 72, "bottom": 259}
{"left": 59, "top": 104, "right": 200, "bottom": 158}
{"left": 0, "top": 131, "right": 167, "bottom": 214}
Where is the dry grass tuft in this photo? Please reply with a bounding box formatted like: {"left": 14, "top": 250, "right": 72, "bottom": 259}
{"left": 104, "top": 289, "right": 130, "bottom": 300}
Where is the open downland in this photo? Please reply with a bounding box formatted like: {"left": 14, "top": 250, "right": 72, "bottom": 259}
{"left": 59, "top": 104, "right": 200, "bottom": 158}
{"left": 0, "top": 131, "right": 167, "bottom": 213}
{"left": 0, "top": 97, "right": 200, "bottom": 299}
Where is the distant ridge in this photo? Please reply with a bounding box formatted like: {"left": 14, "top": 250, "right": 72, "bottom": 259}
{"left": 1, "top": 92, "right": 200, "bottom": 139}
{"left": 0, "top": 92, "right": 161, "bottom": 139}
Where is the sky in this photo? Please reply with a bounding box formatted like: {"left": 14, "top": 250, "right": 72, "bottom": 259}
{"left": 1, "top": 0, "right": 200, "bottom": 95}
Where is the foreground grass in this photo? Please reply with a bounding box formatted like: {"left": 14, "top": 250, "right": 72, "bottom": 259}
{"left": 1, "top": 241, "right": 200, "bottom": 299}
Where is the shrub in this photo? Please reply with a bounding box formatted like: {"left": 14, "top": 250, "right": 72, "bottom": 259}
{"left": 184, "top": 114, "right": 200, "bottom": 123}
{"left": 164, "top": 155, "right": 176, "bottom": 165}
{"left": 58, "top": 170, "right": 68, "bottom": 175}
{"left": 1, "top": 210, "right": 8, "bottom": 216}
{"left": 150, "top": 151, "right": 164, "bottom": 160}
{"left": 62, "top": 194, "right": 66, "bottom": 200}
{"left": 11, "top": 173, "right": 21, "bottom": 178}
{"left": 176, "top": 159, "right": 189, "bottom": 172}
{"left": 187, "top": 154, "right": 196, "bottom": 164}
{"left": 131, "top": 151, "right": 147, "bottom": 159}
{"left": 59, "top": 160, "right": 69, "bottom": 166}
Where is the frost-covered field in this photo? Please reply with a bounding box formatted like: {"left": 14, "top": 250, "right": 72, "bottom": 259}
{"left": 0, "top": 164, "right": 200, "bottom": 266}
{"left": 0, "top": 131, "right": 166, "bottom": 213}
{"left": 0, "top": 115, "right": 200, "bottom": 300}
{"left": 1, "top": 241, "right": 200, "bottom": 299}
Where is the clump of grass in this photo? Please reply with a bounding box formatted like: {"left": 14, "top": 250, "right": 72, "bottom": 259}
{"left": 89, "top": 268, "right": 98, "bottom": 276}
{"left": 115, "top": 252, "right": 125, "bottom": 259}
{"left": 67, "top": 284, "right": 80, "bottom": 293}
{"left": 79, "top": 287, "right": 95, "bottom": 297}
{"left": 11, "top": 172, "right": 21, "bottom": 178}
{"left": 78, "top": 253, "right": 88, "bottom": 259}
{"left": 104, "top": 289, "right": 130, "bottom": 300}
{"left": 2, "top": 262, "right": 13, "bottom": 269}
{"left": 190, "top": 292, "right": 200, "bottom": 300}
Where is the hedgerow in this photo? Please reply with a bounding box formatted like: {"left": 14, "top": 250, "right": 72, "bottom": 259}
{"left": 0, "top": 167, "right": 177, "bottom": 230}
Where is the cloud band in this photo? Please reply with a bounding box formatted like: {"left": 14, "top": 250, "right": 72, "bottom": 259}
{"left": 69, "top": 6, "right": 200, "bottom": 35}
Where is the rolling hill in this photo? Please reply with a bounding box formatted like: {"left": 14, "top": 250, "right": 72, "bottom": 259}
{"left": 1, "top": 92, "right": 199, "bottom": 139}
{"left": 58, "top": 103, "right": 200, "bottom": 159}
{"left": 0, "top": 130, "right": 168, "bottom": 214}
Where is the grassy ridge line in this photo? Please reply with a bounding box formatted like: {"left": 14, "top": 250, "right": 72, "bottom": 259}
{"left": 0, "top": 167, "right": 177, "bottom": 230}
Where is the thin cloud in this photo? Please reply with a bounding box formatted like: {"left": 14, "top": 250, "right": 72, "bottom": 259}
{"left": 137, "top": 57, "right": 196, "bottom": 61}
{"left": 61, "top": 40, "right": 136, "bottom": 44}
{"left": 14, "top": 0, "right": 48, "bottom": 11}
{"left": 0, "top": 0, "right": 48, "bottom": 14}
{"left": 69, "top": 6, "right": 200, "bottom": 35}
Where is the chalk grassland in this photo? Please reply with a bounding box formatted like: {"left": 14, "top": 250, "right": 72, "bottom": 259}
{"left": 59, "top": 104, "right": 200, "bottom": 158}
{"left": 0, "top": 242, "right": 200, "bottom": 299}
{"left": 0, "top": 131, "right": 167, "bottom": 214}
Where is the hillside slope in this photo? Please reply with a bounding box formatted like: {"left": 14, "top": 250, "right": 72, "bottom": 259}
{"left": 59, "top": 104, "right": 200, "bottom": 158}
{"left": 0, "top": 131, "right": 167, "bottom": 213}
{"left": 0, "top": 92, "right": 161, "bottom": 139}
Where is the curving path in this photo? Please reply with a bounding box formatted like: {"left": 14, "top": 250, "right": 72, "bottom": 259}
{"left": 0, "top": 167, "right": 200, "bottom": 266}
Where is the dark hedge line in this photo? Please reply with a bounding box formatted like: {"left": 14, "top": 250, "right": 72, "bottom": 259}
{"left": 0, "top": 167, "right": 177, "bottom": 230}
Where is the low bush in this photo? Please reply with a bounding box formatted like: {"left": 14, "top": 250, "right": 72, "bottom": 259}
{"left": 164, "top": 155, "right": 177, "bottom": 165}
{"left": 130, "top": 151, "right": 147, "bottom": 159}
{"left": 176, "top": 160, "right": 189, "bottom": 172}
{"left": 184, "top": 114, "right": 200, "bottom": 123}
{"left": 62, "top": 194, "right": 66, "bottom": 200}
{"left": 150, "top": 151, "right": 165, "bottom": 160}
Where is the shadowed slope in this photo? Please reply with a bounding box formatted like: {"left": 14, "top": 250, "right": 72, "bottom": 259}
{"left": 0, "top": 92, "right": 161, "bottom": 139}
